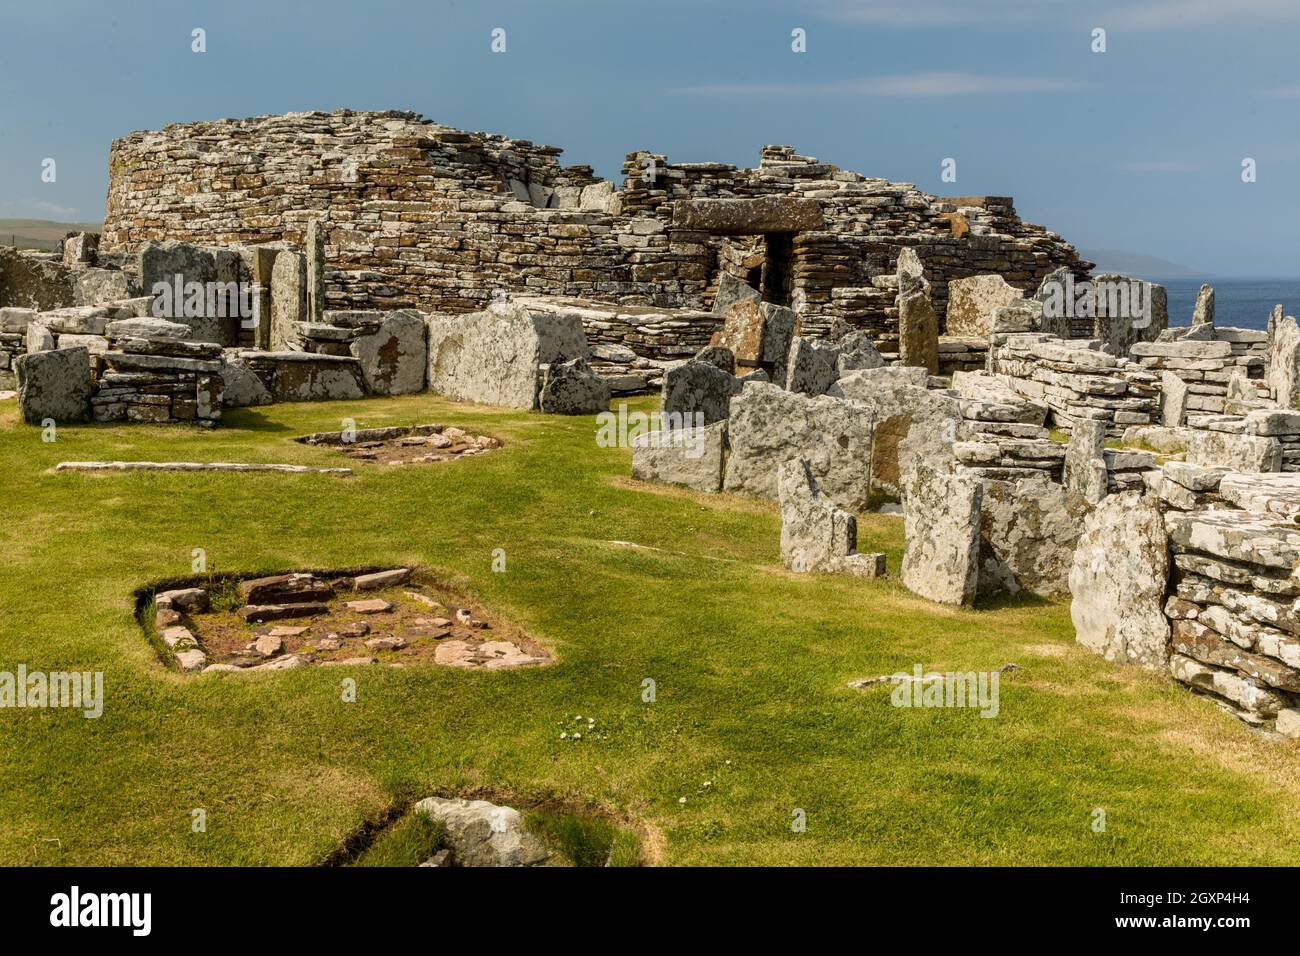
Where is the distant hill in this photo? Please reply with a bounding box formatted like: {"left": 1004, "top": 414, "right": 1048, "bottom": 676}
{"left": 1080, "top": 248, "right": 1203, "bottom": 278}
{"left": 0, "top": 219, "right": 103, "bottom": 252}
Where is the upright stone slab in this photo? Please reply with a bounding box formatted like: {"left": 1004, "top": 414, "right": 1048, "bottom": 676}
{"left": 828, "top": 367, "right": 962, "bottom": 499}
{"left": 896, "top": 248, "right": 938, "bottom": 374}
{"left": 779, "top": 458, "right": 885, "bottom": 578}
{"left": 945, "top": 274, "right": 1025, "bottom": 337}
{"left": 1266, "top": 313, "right": 1300, "bottom": 409}
{"left": 539, "top": 357, "right": 611, "bottom": 414}
{"left": 15, "top": 347, "right": 93, "bottom": 424}
{"left": 631, "top": 420, "right": 726, "bottom": 492}
{"left": 724, "top": 381, "right": 875, "bottom": 511}
{"left": 901, "top": 466, "right": 983, "bottom": 605}
{"left": 712, "top": 273, "right": 760, "bottom": 315}
{"left": 836, "top": 330, "right": 885, "bottom": 375}
{"left": 270, "top": 252, "right": 307, "bottom": 352}
{"left": 1191, "top": 283, "right": 1215, "bottom": 326}
{"left": 306, "top": 219, "right": 327, "bottom": 324}
{"left": 784, "top": 336, "right": 840, "bottom": 396}
{"left": 425, "top": 301, "right": 587, "bottom": 409}
{"left": 760, "top": 302, "right": 796, "bottom": 385}
{"left": 977, "top": 477, "right": 1087, "bottom": 598}
{"left": 1062, "top": 418, "right": 1108, "bottom": 503}
{"left": 1069, "top": 491, "right": 1170, "bottom": 668}
{"left": 661, "top": 359, "right": 736, "bottom": 426}
{"left": 1160, "top": 370, "right": 1188, "bottom": 426}
{"left": 350, "top": 310, "right": 427, "bottom": 395}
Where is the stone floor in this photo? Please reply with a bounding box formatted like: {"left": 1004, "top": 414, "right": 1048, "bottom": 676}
{"left": 295, "top": 423, "right": 501, "bottom": 466}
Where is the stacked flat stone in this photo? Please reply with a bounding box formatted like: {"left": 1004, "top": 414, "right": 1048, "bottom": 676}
{"left": 990, "top": 332, "right": 1159, "bottom": 436}
{"left": 1130, "top": 336, "right": 1264, "bottom": 417}
{"left": 1244, "top": 409, "right": 1300, "bottom": 473}
{"left": 95, "top": 322, "right": 224, "bottom": 424}
{"left": 0, "top": 307, "right": 31, "bottom": 389}
{"left": 98, "top": 111, "right": 1088, "bottom": 346}
{"left": 1156, "top": 466, "right": 1300, "bottom": 732}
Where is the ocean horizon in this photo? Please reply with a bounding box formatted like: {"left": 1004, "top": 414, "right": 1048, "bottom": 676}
{"left": 1147, "top": 276, "right": 1300, "bottom": 332}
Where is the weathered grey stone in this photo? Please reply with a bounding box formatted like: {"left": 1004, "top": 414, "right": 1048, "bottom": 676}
{"left": 1160, "top": 370, "right": 1188, "bottom": 427}
{"left": 306, "top": 219, "right": 326, "bottom": 324}
{"left": 350, "top": 310, "right": 427, "bottom": 396}
{"left": 945, "top": 274, "right": 1025, "bottom": 337}
{"left": 901, "top": 466, "right": 983, "bottom": 605}
{"left": 778, "top": 458, "right": 884, "bottom": 578}
{"left": 26, "top": 322, "right": 55, "bottom": 353}
{"left": 106, "top": 316, "right": 189, "bottom": 340}
{"left": 425, "top": 301, "right": 587, "bottom": 409}
{"left": 1121, "top": 424, "right": 1190, "bottom": 454}
{"left": 1187, "top": 430, "right": 1281, "bottom": 473}
{"left": 138, "top": 240, "right": 217, "bottom": 296}
{"left": 784, "top": 336, "right": 840, "bottom": 396}
{"left": 1266, "top": 313, "right": 1300, "bottom": 409}
{"left": 896, "top": 248, "right": 938, "bottom": 373}
{"left": 270, "top": 251, "right": 307, "bottom": 352}
{"left": 711, "top": 273, "right": 760, "bottom": 315}
{"left": 631, "top": 420, "right": 726, "bottom": 492}
{"left": 0, "top": 307, "right": 35, "bottom": 334}
{"left": 72, "top": 268, "right": 132, "bottom": 306}
{"left": 1170, "top": 654, "right": 1290, "bottom": 718}
{"left": 760, "top": 302, "right": 796, "bottom": 385}
{"left": 672, "top": 196, "right": 825, "bottom": 234}
{"left": 724, "top": 382, "right": 874, "bottom": 511}
{"left": 835, "top": 330, "right": 885, "bottom": 375}
{"left": 219, "top": 355, "right": 274, "bottom": 407}
{"left": 539, "top": 357, "right": 611, "bottom": 414}
{"left": 412, "top": 797, "right": 551, "bottom": 867}
{"left": 693, "top": 345, "right": 735, "bottom": 373}
{"left": 1069, "top": 491, "right": 1169, "bottom": 668}
{"left": 1092, "top": 274, "right": 1168, "bottom": 354}
{"left": 1191, "top": 283, "right": 1215, "bottom": 326}
{"left": 978, "top": 477, "right": 1088, "bottom": 598}
{"left": 1063, "top": 419, "right": 1108, "bottom": 503}
{"left": 240, "top": 351, "right": 365, "bottom": 402}
{"left": 661, "top": 359, "right": 735, "bottom": 426}
{"left": 0, "top": 247, "right": 76, "bottom": 311}
{"left": 15, "top": 347, "right": 93, "bottom": 424}
{"left": 36, "top": 306, "right": 110, "bottom": 335}
{"left": 828, "top": 367, "right": 963, "bottom": 499}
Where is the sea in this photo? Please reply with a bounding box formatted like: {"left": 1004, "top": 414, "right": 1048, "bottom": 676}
{"left": 1155, "top": 277, "right": 1300, "bottom": 332}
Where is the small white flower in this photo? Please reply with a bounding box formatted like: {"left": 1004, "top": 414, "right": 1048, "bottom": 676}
{"left": 560, "top": 732, "right": 567, "bottom": 739}
{"left": 678, "top": 797, "right": 687, "bottom": 805}
{"left": 573, "top": 732, "right": 582, "bottom": 740}
{"left": 704, "top": 780, "right": 712, "bottom": 788}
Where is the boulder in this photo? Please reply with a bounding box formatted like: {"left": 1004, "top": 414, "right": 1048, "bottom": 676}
{"left": 1069, "top": 491, "right": 1170, "bottom": 668}
{"left": 661, "top": 359, "right": 735, "bottom": 426}
{"left": 15, "top": 347, "right": 94, "bottom": 424}
{"left": 631, "top": 420, "right": 726, "bottom": 492}
{"left": 350, "top": 310, "right": 427, "bottom": 396}
{"left": 835, "top": 330, "right": 885, "bottom": 375}
{"left": 412, "top": 797, "right": 551, "bottom": 867}
{"left": 723, "top": 382, "right": 874, "bottom": 511}
{"left": 784, "top": 336, "right": 840, "bottom": 396}
{"left": 219, "top": 355, "right": 273, "bottom": 407}
{"left": 693, "top": 345, "right": 735, "bottom": 374}
{"left": 0, "top": 247, "right": 75, "bottom": 311}
{"left": 945, "top": 274, "right": 1025, "bottom": 337}
{"left": 425, "top": 301, "right": 586, "bottom": 409}
{"left": 901, "top": 466, "right": 983, "bottom": 605}
{"left": 539, "top": 357, "right": 611, "bottom": 414}
{"left": 778, "top": 458, "right": 885, "bottom": 578}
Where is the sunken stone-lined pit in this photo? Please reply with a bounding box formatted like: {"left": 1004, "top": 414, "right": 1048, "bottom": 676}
{"left": 294, "top": 423, "right": 501, "bottom": 466}
{"left": 141, "top": 568, "right": 549, "bottom": 672}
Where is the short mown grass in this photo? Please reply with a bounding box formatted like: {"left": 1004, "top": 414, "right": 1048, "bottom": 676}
{"left": 2, "top": 393, "right": 1300, "bottom": 866}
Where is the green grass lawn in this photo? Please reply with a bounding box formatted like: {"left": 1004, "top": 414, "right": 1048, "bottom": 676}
{"left": 2, "top": 392, "right": 1299, "bottom": 866}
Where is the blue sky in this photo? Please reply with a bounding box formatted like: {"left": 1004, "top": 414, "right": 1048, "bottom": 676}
{"left": 1, "top": 0, "right": 1297, "bottom": 275}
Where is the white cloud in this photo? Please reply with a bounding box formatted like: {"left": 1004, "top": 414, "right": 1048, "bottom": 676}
{"left": 0, "top": 198, "right": 82, "bottom": 218}
{"left": 672, "top": 72, "right": 1087, "bottom": 97}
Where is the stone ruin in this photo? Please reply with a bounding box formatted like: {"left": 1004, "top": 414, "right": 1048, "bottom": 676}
{"left": 142, "top": 567, "right": 549, "bottom": 673}
{"left": 6, "top": 108, "right": 1300, "bottom": 739}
